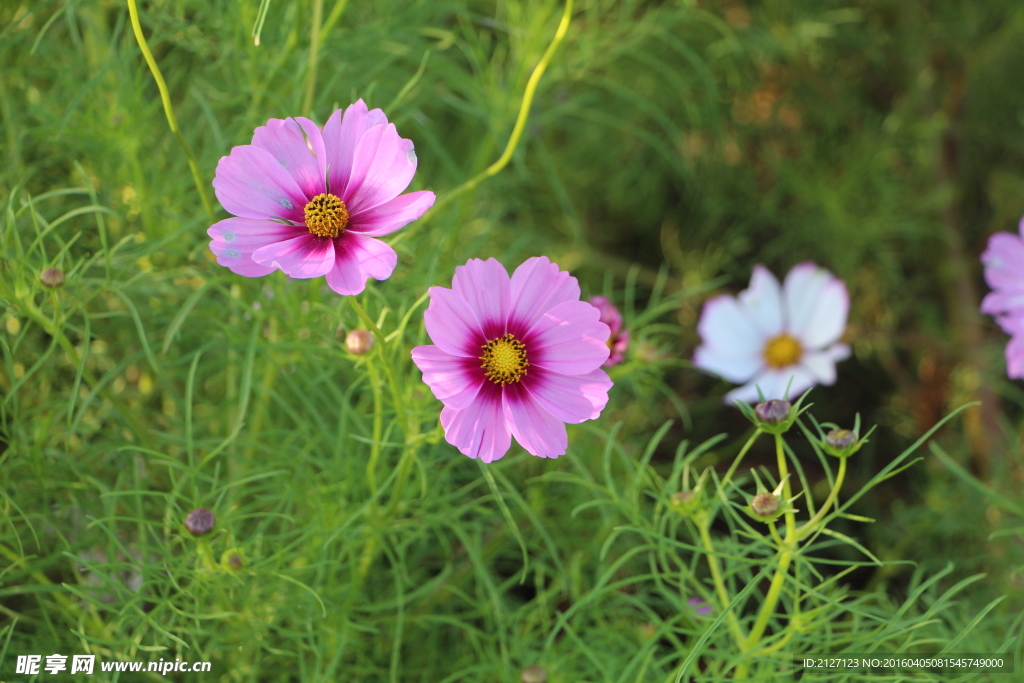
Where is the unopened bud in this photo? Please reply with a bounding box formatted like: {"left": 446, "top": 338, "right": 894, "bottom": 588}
{"left": 755, "top": 399, "right": 791, "bottom": 425}
{"left": 520, "top": 665, "right": 547, "bottom": 683}
{"left": 39, "top": 267, "right": 65, "bottom": 288}
{"left": 184, "top": 508, "right": 215, "bottom": 536}
{"left": 750, "top": 491, "right": 780, "bottom": 518}
{"left": 222, "top": 549, "right": 244, "bottom": 571}
{"left": 345, "top": 329, "right": 374, "bottom": 355}
{"left": 826, "top": 429, "right": 856, "bottom": 450}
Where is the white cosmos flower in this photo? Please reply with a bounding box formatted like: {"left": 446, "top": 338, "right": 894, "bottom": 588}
{"left": 693, "top": 262, "right": 851, "bottom": 404}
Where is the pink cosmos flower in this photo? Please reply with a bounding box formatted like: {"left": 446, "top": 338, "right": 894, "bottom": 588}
{"left": 588, "top": 296, "right": 630, "bottom": 366}
{"left": 207, "top": 100, "right": 435, "bottom": 295}
{"left": 411, "top": 257, "right": 613, "bottom": 462}
{"left": 980, "top": 216, "right": 1024, "bottom": 379}
{"left": 693, "top": 263, "right": 850, "bottom": 404}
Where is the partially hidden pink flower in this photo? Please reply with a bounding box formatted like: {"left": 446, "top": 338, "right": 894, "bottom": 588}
{"left": 208, "top": 100, "right": 435, "bottom": 295}
{"left": 688, "top": 597, "right": 712, "bottom": 616}
{"left": 692, "top": 263, "right": 850, "bottom": 404}
{"left": 411, "top": 257, "right": 613, "bottom": 462}
{"left": 980, "top": 216, "right": 1024, "bottom": 379}
{"left": 589, "top": 296, "right": 630, "bottom": 366}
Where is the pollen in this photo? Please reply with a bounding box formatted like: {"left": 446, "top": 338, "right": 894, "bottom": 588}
{"left": 480, "top": 333, "right": 529, "bottom": 386}
{"left": 763, "top": 334, "right": 802, "bottom": 369}
{"left": 304, "top": 193, "right": 349, "bottom": 238}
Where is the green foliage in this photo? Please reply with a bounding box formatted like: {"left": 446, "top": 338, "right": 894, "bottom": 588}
{"left": 2, "top": 0, "right": 1023, "bottom": 680}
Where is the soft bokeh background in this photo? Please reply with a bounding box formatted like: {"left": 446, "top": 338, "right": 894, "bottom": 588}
{"left": 2, "top": 0, "right": 1023, "bottom": 679}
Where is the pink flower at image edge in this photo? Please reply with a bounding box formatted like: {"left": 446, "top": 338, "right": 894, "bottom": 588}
{"left": 588, "top": 295, "right": 630, "bottom": 367}
{"left": 208, "top": 99, "right": 435, "bottom": 295}
{"left": 980, "top": 215, "right": 1024, "bottom": 379}
{"left": 412, "top": 257, "right": 613, "bottom": 462}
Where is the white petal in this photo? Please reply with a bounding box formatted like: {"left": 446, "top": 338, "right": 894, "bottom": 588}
{"left": 692, "top": 344, "right": 763, "bottom": 383}
{"left": 697, "top": 294, "right": 767, "bottom": 358}
{"left": 724, "top": 366, "right": 817, "bottom": 404}
{"left": 737, "top": 265, "right": 784, "bottom": 337}
{"left": 783, "top": 263, "right": 849, "bottom": 349}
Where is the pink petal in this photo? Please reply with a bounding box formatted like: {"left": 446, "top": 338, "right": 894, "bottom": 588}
{"left": 452, "top": 258, "right": 512, "bottom": 340}
{"left": 323, "top": 232, "right": 397, "bottom": 295}
{"left": 342, "top": 123, "right": 418, "bottom": 213}
{"left": 524, "top": 367, "right": 611, "bottom": 423}
{"left": 1006, "top": 335, "right": 1024, "bottom": 379}
{"left": 251, "top": 117, "right": 327, "bottom": 199}
{"left": 589, "top": 296, "right": 623, "bottom": 336}
{"left": 981, "top": 291, "right": 1024, "bottom": 318}
{"left": 207, "top": 217, "right": 306, "bottom": 277}
{"left": 213, "top": 145, "right": 307, "bottom": 223}
{"left": 738, "top": 265, "right": 784, "bottom": 337}
{"left": 502, "top": 383, "right": 569, "bottom": 458}
{"left": 323, "top": 100, "right": 389, "bottom": 198}
{"left": 423, "top": 286, "right": 486, "bottom": 358}
{"left": 411, "top": 345, "right": 484, "bottom": 410}
{"left": 252, "top": 234, "right": 335, "bottom": 279}
{"left": 981, "top": 232, "right": 1024, "bottom": 294}
{"left": 440, "top": 384, "right": 511, "bottom": 463}
{"left": 508, "top": 256, "right": 582, "bottom": 332}
{"left": 349, "top": 191, "right": 436, "bottom": 237}
{"left": 782, "top": 263, "right": 849, "bottom": 349}
{"left": 525, "top": 300, "right": 611, "bottom": 375}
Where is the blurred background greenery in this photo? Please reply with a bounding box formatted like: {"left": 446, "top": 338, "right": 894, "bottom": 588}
{"left": 2, "top": 0, "right": 1024, "bottom": 679}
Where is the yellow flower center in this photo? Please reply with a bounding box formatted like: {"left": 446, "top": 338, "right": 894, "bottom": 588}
{"left": 479, "top": 333, "right": 529, "bottom": 386}
{"left": 763, "top": 334, "right": 802, "bottom": 369}
{"left": 304, "top": 193, "right": 349, "bottom": 238}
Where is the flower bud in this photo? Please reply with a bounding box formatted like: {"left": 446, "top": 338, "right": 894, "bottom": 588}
{"left": 826, "top": 429, "right": 856, "bottom": 450}
{"left": 345, "top": 329, "right": 374, "bottom": 355}
{"left": 750, "top": 491, "right": 780, "bottom": 518}
{"left": 39, "top": 267, "right": 65, "bottom": 288}
{"left": 221, "top": 549, "right": 245, "bottom": 572}
{"left": 755, "top": 399, "right": 791, "bottom": 425}
{"left": 670, "top": 489, "right": 700, "bottom": 517}
{"left": 520, "top": 665, "right": 547, "bottom": 683}
{"left": 184, "top": 508, "right": 215, "bottom": 536}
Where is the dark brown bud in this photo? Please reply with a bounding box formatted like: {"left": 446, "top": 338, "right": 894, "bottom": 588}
{"left": 39, "top": 267, "right": 65, "bottom": 288}
{"left": 184, "top": 508, "right": 215, "bottom": 536}
{"left": 750, "top": 491, "right": 780, "bottom": 517}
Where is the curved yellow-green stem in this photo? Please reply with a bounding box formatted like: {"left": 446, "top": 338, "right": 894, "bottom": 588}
{"left": 126, "top": 0, "right": 216, "bottom": 223}
{"left": 392, "top": 0, "right": 574, "bottom": 243}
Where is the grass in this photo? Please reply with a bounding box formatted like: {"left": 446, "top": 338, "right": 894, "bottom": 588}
{"left": 2, "top": 0, "right": 1024, "bottom": 680}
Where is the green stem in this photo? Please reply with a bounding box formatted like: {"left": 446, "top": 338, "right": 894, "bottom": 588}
{"left": 126, "top": 0, "right": 216, "bottom": 222}
{"left": 363, "top": 351, "right": 385, "bottom": 495}
{"left": 301, "top": 0, "right": 324, "bottom": 115}
{"left": 391, "top": 0, "right": 574, "bottom": 243}
{"left": 696, "top": 513, "right": 747, "bottom": 648}
{"left": 797, "top": 456, "right": 847, "bottom": 540}
{"left": 721, "top": 428, "right": 761, "bottom": 489}
{"left": 742, "top": 434, "right": 798, "bottom": 654}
